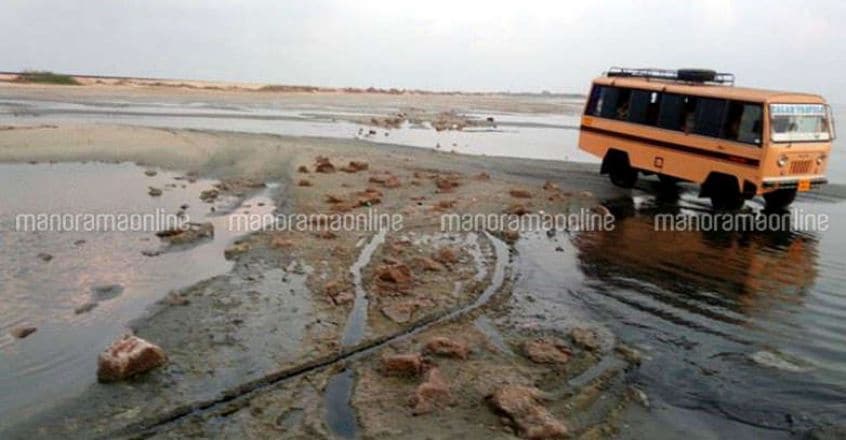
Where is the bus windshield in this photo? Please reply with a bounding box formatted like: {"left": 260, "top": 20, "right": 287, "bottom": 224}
{"left": 771, "top": 103, "right": 833, "bottom": 142}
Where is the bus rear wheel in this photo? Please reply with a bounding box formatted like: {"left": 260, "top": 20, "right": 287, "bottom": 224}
{"left": 763, "top": 189, "right": 797, "bottom": 211}
{"left": 609, "top": 162, "right": 638, "bottom": 188}
{"left": 710, "top": 190, "right": 745, "bottom": 211}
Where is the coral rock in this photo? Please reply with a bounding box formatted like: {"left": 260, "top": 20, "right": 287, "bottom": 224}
{"left": 376, "top": 263, "right": 413, "bottom": 285}
{"left": 522, "top": 338, "right": 572, "bottom": 365}
{"left": 423, "top": 337, "right": 469, "bottom": 359}
{"left": 488, "top": 385, "right": 568, "bottom": 439}
{"left": 380, "top": 353, "right": 424, "bottom": 377}
{"left": 509, "top": 189, "right": 533, "bottom": 199}
{"left": 10, "top": 326, "right": 37, "bottom": 339}
{"left": 97, "top": 335, "right": 167, "bottom": 382}
{"left": 409, "top": 367, "right": 451, "bottom": 415}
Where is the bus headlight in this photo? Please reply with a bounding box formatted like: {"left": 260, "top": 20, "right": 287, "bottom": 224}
{"left": 817, "top": 154, "right": 827, "bottom": 165}
{"left": 777, "top": 155, "right": 788, "bottom": 167}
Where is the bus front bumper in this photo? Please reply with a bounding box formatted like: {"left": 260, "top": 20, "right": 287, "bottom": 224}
{"left": 761, "top": 176, "right": 828, "bottom": 191}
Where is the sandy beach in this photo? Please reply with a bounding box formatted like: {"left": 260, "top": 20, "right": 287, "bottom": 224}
{"left": 1, "top": 80, "right": 845, "bottom": 439}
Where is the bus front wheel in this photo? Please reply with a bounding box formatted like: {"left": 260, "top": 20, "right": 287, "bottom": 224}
{"left": 763, "top": 189, "right": 797, "bottom": 211}
{"left": 609, "top": 162, "right": 638, "bottom": 188}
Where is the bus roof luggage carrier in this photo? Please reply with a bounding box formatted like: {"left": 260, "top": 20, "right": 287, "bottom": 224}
{"left": 606, "top": 67, "right": 735, "bottom": 86}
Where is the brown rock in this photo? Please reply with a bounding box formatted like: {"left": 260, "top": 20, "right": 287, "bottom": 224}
{"left": 381, "top": 302, "right": 417, "bottom": 323}
{"left": 332, "top": 290, "right": 355, "bottom": 305}
{"left": 297, "top": 165, "right": 310, "bottom": 173}
{"left": 315, "top": 156, "right": 336, "bottom": 173}
{"left": 325, "top": 194, "right": 345, "bottom": 204}
{"left": 10, "top": 326, "right": 37, "bottom": 339}
{"left": 423, "top": 337, "right": 469, "bottom": 359}
{"left": 97, "top": 335, "right": 167, "bottom": 382}
{"left": 156, "top": 222, "right": 214, "bottom": 246}
{"left": 506, "top": 203, "right": 531, "bottom": 216}
{"left": 475, "top": 172, "right": 491, "bottom": 180}
{"left": 224, "top": 241, "right": 250, "bottom": 260}
{"left": 324, "top": 279, "right": 348, "bottom": 298}
{"left": 297, "top": 179, "right": 312, "bottom": 187}
{"left": 415, "top": 256, "right": 444, "bottom": 272}
{"left": 380, "top": 353, "right": 424, "bottom": 377}
{"left": 384, "top": 175, "right": 401, "bottom": 188}
{"left": 433, "top": 199, "right": 456, "bottom": 211}
{"left": 271, "top": 237, "right": 294, "bottom": 248}
{"left": 509, "top": 189, "right": 533, "bottom": 199}
{"left": 315, "top": 230, "right": 338, "bottom": 239}
{"left": 435, "top": 176, "right": 460, "bottom": 192}
{"left": 199, "top": 188, "right": 219, "bottom": 203}
{"left": 148, "top": 187, "right": 163, "bottom": 197}
{"left": 376, "top": 263, "right": 413, "bottom": 285}
{"left": 542, "top": 180, "right": 559, "bottom": 191}
{"left": 349, "top": 160, "right": 369, "bottom": 171}
{"left": 433, "top": 247, "right": 458, "bottom": 265}
{"left": 523, "top": 338, "right": 572, "bottom": 365}
{"left": 356, "top": 189, "right": 382, "bottom": 207}
{"left": 488, "top": 385, "right": 568, "bottom": 439}
{"left": 570, "top": 327, "right": 600, "bottom": 351}
{"left": 409, "top": 367, "right": 451, "bottom": 415}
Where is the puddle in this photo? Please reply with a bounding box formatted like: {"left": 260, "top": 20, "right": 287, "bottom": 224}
{"left": 323, "top": 369, "right": 358, "bottom": 440}
{"left": 341, "top": 229, "right": 388, "bottom": 348}
{"left": 0, "top": 162, "right": 277, "bottom": 427}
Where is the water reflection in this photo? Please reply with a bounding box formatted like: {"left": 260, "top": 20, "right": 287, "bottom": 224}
{"left": 568, "top": 194, "right": 846, "bottom": 432}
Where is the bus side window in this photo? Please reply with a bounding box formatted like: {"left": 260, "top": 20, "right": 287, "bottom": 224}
{"left": 722, "top": 102, "right": 762, "bottom": 145}
{"left": 694, "top": 98, "right": 727, "bottom": 137}
{"left": 738, "top": 104, "right": 763, "bottom": 145}
{"left": 613, "top": 88, "right": 632, "bottom": 121}
{"left": 628, "top": 90, "right": 660, "bottom": 125}
{"left": 599, "top": 87, "right": 620, "bottom": 119}
{"left": 682, "top": 96, "right": 698, "bottom": 133}
{"left": 585, "top": 85, "right": 603, "bottom": 116}
{"left": 658, "top": 94, "right": 684, "bottom": 131}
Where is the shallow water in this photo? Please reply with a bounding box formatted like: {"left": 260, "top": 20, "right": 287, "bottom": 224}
{"left": 0, "top": 96, "right": 594, "bottom": 163}
{"left": 0, "top": 162, "right": 276, "bottom": 426}
{"left": 510, "top": 190, "right": 846, "bottom": 436}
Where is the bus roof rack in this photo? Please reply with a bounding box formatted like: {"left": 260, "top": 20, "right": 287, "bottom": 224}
{"left": 606, "top": 67, "right": 735, "bottom": 86}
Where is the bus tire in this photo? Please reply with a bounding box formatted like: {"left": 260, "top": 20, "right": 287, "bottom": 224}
{"left": 763, "top": 189, "right": 797, "bottom": 211}
{"left": 607, "top": 158, "right": 638, "bottom": 188}
{"left": 710, "top": 186, "right": 745, "bottom": 211}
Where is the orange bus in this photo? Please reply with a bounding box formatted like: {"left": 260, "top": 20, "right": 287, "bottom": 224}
{"left": 578, "top": 67, "right": 836, "bottom": 210}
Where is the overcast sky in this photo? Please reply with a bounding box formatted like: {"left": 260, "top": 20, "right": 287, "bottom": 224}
{"left": 2, "top": 0, "right": 844, "bottom": 102}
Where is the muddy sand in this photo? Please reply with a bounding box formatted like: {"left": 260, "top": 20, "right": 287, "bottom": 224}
{"left": 0, "top": 120, "right": 650, "bottom": 439}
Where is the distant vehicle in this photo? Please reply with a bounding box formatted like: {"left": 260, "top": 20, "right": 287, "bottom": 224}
{"left": 578, "top": 67, "right": 836, "bottom": 210}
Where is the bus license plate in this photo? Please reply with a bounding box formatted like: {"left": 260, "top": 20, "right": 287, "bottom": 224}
{"left": 798, "top": 179, "right": 811, "bottom": 192}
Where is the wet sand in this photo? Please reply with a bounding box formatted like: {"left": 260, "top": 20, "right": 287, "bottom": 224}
{"left": 1, "top": 84, "right": 846, "bottom": 439}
